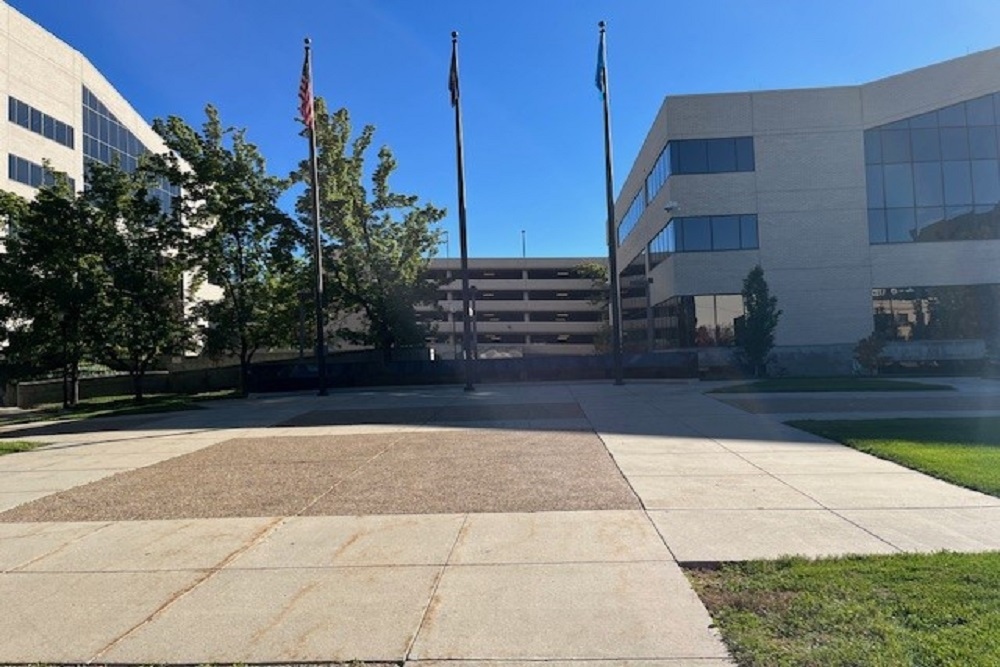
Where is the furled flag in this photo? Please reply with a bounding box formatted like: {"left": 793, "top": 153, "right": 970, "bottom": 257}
{"left": 299, "top": 44, "right": 314, "bottom": 129}
{"left": 449, "top": 36, "right": 460, "bottom": 108}
{"left": 595, "top": 25, "right": 607, "bottom": 97}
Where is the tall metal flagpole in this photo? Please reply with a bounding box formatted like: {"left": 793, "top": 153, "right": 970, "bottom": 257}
{"left": 301, "top": 38, "right": 328, "bottom": 396}
{"left": 597, "top": 21, "right": 624, "bottom": 386}
{"left": 450, "top": 31, "right": 475, "bottom": 392}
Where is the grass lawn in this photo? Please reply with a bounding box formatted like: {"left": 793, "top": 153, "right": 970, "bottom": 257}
{"left": 789, "top": 417, "right": 1000, "bottom": 497}
{"left": 687, "top": 551, "right": 1000, "bottom": 667}
{"left": 0, "top": 390, "right": 240, "bottom": 426}
{"left": 0, "top": 440, "right": 42, "bottom": 456}
{"left": 710, "top": 377, "right": 955, "bottom": 393}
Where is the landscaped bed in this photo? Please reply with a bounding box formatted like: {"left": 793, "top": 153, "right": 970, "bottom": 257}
{"left": 0, "top": 440, "right": 41, "bottom": 456}
{"left": 790, "top": 417, "right": 1000, "bottom": 497}
{"left": 686, "top": 551, "right": 1000, "bottom": 667}
{"left": 710, "top": 377, "right": 954, "bottom": 393}
{"left": 0, "top": 390, "right": 239, "bottom": 426}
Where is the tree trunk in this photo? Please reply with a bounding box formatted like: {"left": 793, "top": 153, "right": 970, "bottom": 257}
{"left": 239, "top": 342, "right": 250, "bottom": 398}
{"left": 69, "top": 360, "right": 80, "bottom": 407}
{"left": 132, "top": 370, "right": 145, "bottom": 403}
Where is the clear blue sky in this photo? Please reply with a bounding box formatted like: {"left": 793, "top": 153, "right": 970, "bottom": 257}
{"left": 9, "top": 0, "right": 1000, "bottom": 258}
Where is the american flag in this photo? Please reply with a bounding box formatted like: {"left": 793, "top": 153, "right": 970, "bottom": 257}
{"left": 299, "top": 45, "right": 314, "bottom": 129}
{"left": 449, "top": 39, "right": 459, "bottom": 108}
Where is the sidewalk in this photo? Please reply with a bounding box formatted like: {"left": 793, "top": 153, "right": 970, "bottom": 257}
{"left": 0, "top": 379, "right": 998, "bottom": 664}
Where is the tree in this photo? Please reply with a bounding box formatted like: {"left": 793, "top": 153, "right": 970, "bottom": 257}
{"left": 153, "top": 105, "right": 298, "bottom": 395}
{"left": 574, "top": 261, "right": 611, "bottom": 353}
{"left": 737, "top": 265, "right": 782, "bottom": 377}
{"left": 854, "top": 332, "right": 888, "bottom": 376}
{"left": 294, "top": 100, "right": 445, "bottom": 361}
{"left": 80, "top": 160, "right": 192, "bottom": 401}
{"left": 0, "top": 175, "right": 106, "bottom": 407}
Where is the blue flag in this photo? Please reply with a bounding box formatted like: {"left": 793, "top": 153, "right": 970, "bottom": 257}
{"left": 595, "top": 30, "right": 606, "bottom": 96}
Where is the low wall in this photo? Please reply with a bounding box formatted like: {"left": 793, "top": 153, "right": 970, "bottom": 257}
{"left": 7, "top": 365, "right": 241, "bottom": 408}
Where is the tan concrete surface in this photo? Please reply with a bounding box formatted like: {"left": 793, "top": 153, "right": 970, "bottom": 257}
{"left": 631, "top": 475, "right": 824, "bottom": 510}
{"left": 408, "top": 562, "right": 728, "bottom": 660}
{"left": 838, "top": 507, "right": 1000, "bottom": 552}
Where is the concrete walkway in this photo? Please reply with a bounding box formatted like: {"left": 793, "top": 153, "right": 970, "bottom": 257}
{"left": 1, "top": 379, "right": 999, "bottom": 664}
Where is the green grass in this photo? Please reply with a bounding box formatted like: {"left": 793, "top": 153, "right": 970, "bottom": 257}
{"left": 789, "top": 417, "right": 1000, "bottom": 497}
{"left": 0, "top": 440, "right": 42, "bottom": 456}
{"left": 0, "top": 390, "right": 241, "bottom": 426}
{"left": 687, "top": 552, "right": 1000, "bottom": 667}
{"left": 710, "top": 377, "right": 955, "bottom": 393}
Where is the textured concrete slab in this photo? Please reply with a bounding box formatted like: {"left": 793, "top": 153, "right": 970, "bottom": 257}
{"left": 630, "top": 475, "right": 823, "bottom": 510}
{"left": 649, "top": 510, "right": 898, "bottom": 562}
{"left": 716, "top": 393, "right": 1000, "bottom": 415}
{"left": 712, "top": 437, "right": 847, "bottom": 452}
{"left": 0, "top": 469, "right": 113, "bottom": 492}
{"left": 281, "top": 402, "right": 585, "bottom": 427}
{"left": 0, "top": 491, "right": 52, "bottom": 513}
{"left": 22, "top": 518, "right": 276, "bottom": 572}
{"left": 235, "top": 515, "right": 465, "bottom": 568}
{"left": 780, "top": 472, "right": 1000, "bottom": 509}
{"left": 612, "top": 453, "right": 762, "bottom": 476}
{"left": 409, "top": 562, "right": 728, "bottom": 660}
{"left": 0, "top": 570, "right": 204, "bottom": 663}
{"left": 839, "top": 507, "right": 1000, "bottom": 552}
{"left": 600, "top": 435, "right": 728, "bottom": 455}
{"left": 0, "top": 522, "right": 107, "bottom": 571}
{"left": 737, "top": 450, "right": 913, "bottom": 474}
{"left": 102, "top": 567, "right": 441, "bottom": 663}
{"left": 407, "top": 662, "right": 736, "bottom": 667}
{"left": 449, "top": 511, "right": 671, "bottom": 564}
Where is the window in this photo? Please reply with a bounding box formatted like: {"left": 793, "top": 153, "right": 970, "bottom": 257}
{"left": 865, "top": 92, "right": 1000, "bottom": 244}
{"left": 7, "top": 97, "right": 74, "bottom": 148}
{"left": 616, "top": 190, "right": 646, "bottom": 245}
{"left": 652, "top": 294, "right": 744, "bottom": 348}
{"left": 8, "top": 153, "right": 75, "bottom": 190}
{"left": 669, "top": 137, "right": 755, "bottom": 175}
{"left": 873, "top": 284, "right": 1000, "bottom": 342}
{"left": 648, "top": 214, "right": 759, "bottom": 258}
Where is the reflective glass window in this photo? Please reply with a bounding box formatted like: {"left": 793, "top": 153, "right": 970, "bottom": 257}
{"left": 29, "top": 108, "right": 41, "bottom": 132}
{"left": 868, "top": 209, "right": 887, "bottom": 244}
{"left": 676, "top": 140, "right": 708, "bottom": 173}
{"left": 883, "top": 164, "right": 914, "bottom": 207}
{"left": 680, "top": 218, "right": 711, "bottom": 251}
{"left": 916, "top": 207, "right": 945, "bottom": 237}
{"left": 29, "top": 162, "right": 42, "bottom": 187}
{"left": 864, "top": 131, "right": 882, "bottom": 164}
{"left": 881, "top": 130, "right": 911, "bottom": 163}
{"left": 16, "top": 156, "right": 30, "bottom": 183}
{"left": 909, "top": 111, "right": 938, "bottom": 129}
{"left": 971, "top": 159, "right": 1000, "bottom": 204}
{"left": 706, "top": 138, "right": 737, "bottom": 172}
{"left": 16, "top": 99, "right": 29, "bottom": 126}
{"left": 42, "top": 116, "right": 54, "bottom": 139}
{"left": 711, "top": 215, "right": 740, "bottom": 250}
{"left": 715, "top": 294, "right": 743, "bottom": 346}
{"left": 913, "top": 162, "right": 943, "bottom": 207}
{"left": 694, "top": 295, "right": 717, "bottom": 346}
{"left": 866, "top": 164, "right": 885, "bottom": 207}
{"left": 966, "top": 95, "right": 995, "bottom": 126}
{"left": 969, "top": 126, "right": 998, "bottom": 159}
{"left": 937, "top": 103, "right": 967, "bottom": 126}
{"left": 886, "top": 208, "right": 916, "bottom": 242}
{"left": 940, "top": 127, "right": 970, "bottom": 160}
{"left": 740, "top": 214, "right": 759, "bottom": 248}
{"left": 7, "top": 96, "right": 14, "bottom": 122}
{"left": 943, "top": 161, "right": 973, "bottom": 205}
{"left": 911, "top": 128, "right": 941, "bottom": 161}
{"left": 736, "top": 137, "right": 755, "bottom": 170}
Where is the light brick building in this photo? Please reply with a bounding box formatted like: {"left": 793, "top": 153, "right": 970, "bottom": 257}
{"left": 614, "top": 47, "right": 1000, "bottom": 373}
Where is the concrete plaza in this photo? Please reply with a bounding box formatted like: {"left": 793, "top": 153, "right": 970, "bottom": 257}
{"left": 1, "top": 379, "right": 999, "bottom": 664}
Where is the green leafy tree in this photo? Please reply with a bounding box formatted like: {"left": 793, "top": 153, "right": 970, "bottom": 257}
{"left": 0, "top": 176, "right": 106, "bottom": 407}
{"left": 153, "top": 105, "right": 298, "bottom": 395}
{"left": 293, "top": 100, "right": 445, "bottom": 361}
{"left": 737, "top": 264, "right": 782, "bottom": 377}
{"left": 80, "top": 161, "right": 192, "bottom": 401}
{"left": 574, "top": 261, "right": 611, "bottom": 353}
{"left": 854, "top": 331, "right": 888, "bottom": 375}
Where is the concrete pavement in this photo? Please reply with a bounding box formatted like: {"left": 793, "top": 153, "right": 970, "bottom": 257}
{"left": 0, "top": 378, "right": 998, "bottom": 664}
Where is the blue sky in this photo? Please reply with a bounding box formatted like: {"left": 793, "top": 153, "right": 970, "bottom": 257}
{"left": 10, "top": 0, "right": 1000, "bottom": 258}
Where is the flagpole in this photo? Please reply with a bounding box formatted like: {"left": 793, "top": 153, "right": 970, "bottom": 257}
{"left": 450, "top": 31, "right": 475, "bottom": 392}
{"left": 303, "top": 38, "right": 328, "bottom": 396}
{"left": 598, "top": 21, "right": 625, "bottom": 386}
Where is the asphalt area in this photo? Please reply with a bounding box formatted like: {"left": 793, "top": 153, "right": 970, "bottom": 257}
{"left": 0, "top": 416, "right": 640, "bottom": 521}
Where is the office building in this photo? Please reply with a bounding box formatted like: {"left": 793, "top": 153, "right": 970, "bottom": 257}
{"left": 615, "top": 47, "right": 1000, "bottom": 373}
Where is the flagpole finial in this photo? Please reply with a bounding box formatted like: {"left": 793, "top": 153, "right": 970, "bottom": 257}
{"left": 452, "top": 31, "right": 458, "bottom": 41}
{"left": 304, "top": 37, "right": 311, "bottom": 48}
{"left": 599, "top": 20, "right": 606, "bottom": 31}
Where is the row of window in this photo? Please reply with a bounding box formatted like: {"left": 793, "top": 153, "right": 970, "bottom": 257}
{"left": 617, "top": 136, "right": 755, "bottom": 246}
{"left": 872, "top": 284, "right": 1000, "bottom": 342}
{"left": 651, "top": 294, "right": 744, "bottom": 349}
{"left": 8, "top": 97, "right": 75, "bottom": 149}
{"left": 427, "top": 268, "right": 592, "bottom": 282}
{"left": 866, "top": 125, "right": 1000, "bottom": 164}
{"left": 429, "top": 334, "right": 597, "bottom": 345}
{"left": 8, "top": 154, "right": 75, "bottom": 190}
{"left": 649, "top": 214, "right": 759, "bottom": 265}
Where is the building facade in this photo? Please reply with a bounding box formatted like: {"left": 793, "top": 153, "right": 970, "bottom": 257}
{"left": 614, "top": 47, "right": 1000, "bottom": 373}
{"left": 420, "top": 258, "right": 607, "bottom": 359}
